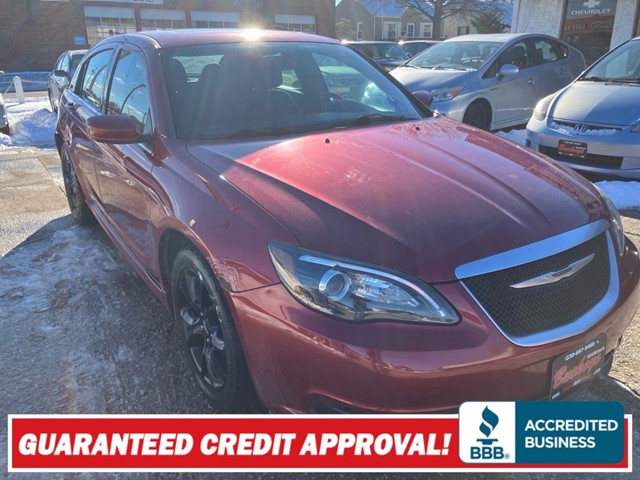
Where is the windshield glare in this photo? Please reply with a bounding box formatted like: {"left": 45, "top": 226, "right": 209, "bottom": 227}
{"left": 163, "top": 42, "right": 423, "bottom": 140}
{"left": 583, "top": 39, "right": 640, "bottom": 82}
{"left": 406, "top": 41, "right": 502, "bottom": 70}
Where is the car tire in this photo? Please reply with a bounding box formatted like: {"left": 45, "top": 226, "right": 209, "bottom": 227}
{"left": 0, "top": 124, "right": 9, "bottom": 136}
{"left": 171, "top": 248, "right": 259, "bottom": 412}
{"left": 60, "top": 145, "right": 93, "bottom": 225}
{"left": 463, "top": 101, "right": 491, "bottom": 130}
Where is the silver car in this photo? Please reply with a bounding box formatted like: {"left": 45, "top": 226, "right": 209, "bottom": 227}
{"left": 527, "top": 37, "right": 640, "bottom": 180}
{"left": 0, "top": 71, "right": 8, "bottom": 135}
{"left": 392, "top": 33, "right": 585, "bottom": 130}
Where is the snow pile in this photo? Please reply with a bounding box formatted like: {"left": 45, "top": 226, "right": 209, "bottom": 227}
{"left": 0, "top": 96, "right": 56, "bottom": 148}
{"left": 495, "top": 129, "right": 527, "bottom": 145}
{"left": 596, "top": 181, "right": 640, "bottom": 210}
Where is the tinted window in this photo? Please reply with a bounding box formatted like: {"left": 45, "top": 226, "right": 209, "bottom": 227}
{"left": 107, "top": 50, "right": 152, "bottom": 144}
{"left": 530, "top": 38, "right": 568, "bottom": 66}
{"left": 79, "top": 49, "right": 113, "bottom": 110}
{"left": 162, "top": 42, "right": 424, "bottom": 140}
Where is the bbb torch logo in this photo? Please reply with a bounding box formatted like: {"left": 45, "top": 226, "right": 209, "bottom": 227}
{"left": 459, "top": 402, "right": 516, "bottom": 463}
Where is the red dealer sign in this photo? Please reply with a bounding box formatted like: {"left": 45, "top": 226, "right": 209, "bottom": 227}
{"left": 7, "top": 414, "right": 632, "bottom": 472}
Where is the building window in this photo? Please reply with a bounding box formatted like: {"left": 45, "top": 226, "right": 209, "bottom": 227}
{"left": 275, "top": 14, "right": 316, "bottom": 33}
{"left": 406, "top": 23, "right": 415, "bottom": 38}
{"left": 383, "top": 21, "right": 401, "bottom": 40}
{"left": 83, "top": 6, "right": 136, "bottom": 47}
{"left": 561, "top": 0, "right": 618, "bottom": 66}
{"left": 457, "top": 26, "right": 470, "bottom": 36}
{"left": 191, "top": 11, "right": 240, "bottom": 29}
{"left": 419, "top": 22, "right": 433, "bottom": 38}
{"left": 357, "top": 21, "right": 363, "bottom": 40}
{"left": 140, "top": 9, "right": 186, "bottom": 30}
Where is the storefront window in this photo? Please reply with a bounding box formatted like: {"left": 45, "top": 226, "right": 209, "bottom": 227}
{"left": 191, "top": 11, "right": 240, "bottom": 29}
{"left": 84, "top": 6, "right": 136, "bottom": 47}
{"left": 561, "top": 0, "right": 617, "bottom": 66}
{"left": 140, "top": 9, "right": 186, "bottom": 30}
{"left": 275, "top": 14, "right": 316, "bottom": 33}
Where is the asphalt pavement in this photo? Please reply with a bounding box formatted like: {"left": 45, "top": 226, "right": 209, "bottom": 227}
{"left": 0, "top": 144, "right": 638, "bottom": 480}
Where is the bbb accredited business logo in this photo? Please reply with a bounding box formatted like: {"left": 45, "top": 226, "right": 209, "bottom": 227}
{"left": 459, "top": 402, "right": 516, "bottom": 463}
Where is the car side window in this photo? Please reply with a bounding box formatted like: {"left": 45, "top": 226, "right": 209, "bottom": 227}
{"left": 484, "top": 41, "right": 529, "bottom": 78}
{"left": 107, "top": 49, "right": 153, "bottom": 148}
{"left": 530, "top": 38, "right": 568, "bottom": 66}
{"left": 78, "top": 49, "right": 113, "bottom": 111}
{"left": 60, "top": 54, "right": 70, "bottom": 74}
{"left": 54, "top": 54, "right": 65, "bottom": 72}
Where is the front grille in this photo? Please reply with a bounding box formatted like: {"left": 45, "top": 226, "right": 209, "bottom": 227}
{"left": 539, "top": 146, "right": 623, "bottom": 169}
{"left": 464, "top": 233, "right": 610, "bottom": 338}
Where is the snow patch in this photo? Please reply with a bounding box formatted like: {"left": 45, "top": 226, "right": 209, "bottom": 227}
{"left": 595, "top": 181, "right": 640, "bottom": 210}
{"left": 1, "top": 96, "right": 56, "bottom": 148}
{"left": 495, "top": 129, "right": 527, "bottom": 145}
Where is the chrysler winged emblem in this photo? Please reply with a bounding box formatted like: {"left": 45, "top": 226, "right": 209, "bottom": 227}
{"left": 510, "top": 253, "right": 595, "bottom": 289}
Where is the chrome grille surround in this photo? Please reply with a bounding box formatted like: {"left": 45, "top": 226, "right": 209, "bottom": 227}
{"left": 455, "top": 220, "right": 619, "bottom": 347}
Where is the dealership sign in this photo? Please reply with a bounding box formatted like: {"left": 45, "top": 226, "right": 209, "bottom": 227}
{"left": 8, "top": 402, "right": 632, "bottom": 472}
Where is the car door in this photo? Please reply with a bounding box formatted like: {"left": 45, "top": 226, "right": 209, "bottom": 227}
{"left": 94, "top": 46, "right": 156, "bottom": 268}
{"left": 483, "top": 40, "right": 538, "bottom": 128}
{"left": 64, "top": 47, "right": 116, "bottom": 203}
{"left": 527, "top": 37, "right": 575, "bottom": 100}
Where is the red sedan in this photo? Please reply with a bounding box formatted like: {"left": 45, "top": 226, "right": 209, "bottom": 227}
{"left": 55, "top": 29, "right": 640, "bottom": 413}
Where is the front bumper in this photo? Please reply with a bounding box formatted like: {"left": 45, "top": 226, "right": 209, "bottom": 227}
{"left": 228, "top": 237, "right": 639, "bottom": 413}
{"left": 527, "top": 117, "right": 640, "bottom": 179}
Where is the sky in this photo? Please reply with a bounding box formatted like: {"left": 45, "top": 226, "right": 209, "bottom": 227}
{"left": 1, "top": 95, "right": 639, "bottom": 210}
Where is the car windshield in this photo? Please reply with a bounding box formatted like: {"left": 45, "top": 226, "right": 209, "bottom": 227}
{"left": 580, "top": 39, "right": 640, "bottom": 83}
{"left": 162, "top": 42, "right": 424, "bottom": 140}
{"left": 406, "top": 41, "right": 502, "bottom": 71}
{"left": 351, "top": 43, "right": 408, "bottom": 61}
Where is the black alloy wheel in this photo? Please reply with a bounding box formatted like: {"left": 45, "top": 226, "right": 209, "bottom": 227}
{"left": 60, "top": 146, "right": 93, "bottom": 225}
{"left": 171, "top": 249, "right": 258, "bottom": 412}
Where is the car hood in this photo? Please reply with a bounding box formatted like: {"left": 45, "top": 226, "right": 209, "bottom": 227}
{"left": 187, "top": 117, "right": 605, "bottom": 283}
{"left": 391, "top": 67, "right": 471, "bottom": 92}
{"left": 550, "top": 82, "right": 640, "bottom": 126}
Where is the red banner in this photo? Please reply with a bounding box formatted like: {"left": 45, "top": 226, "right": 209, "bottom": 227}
{"left": 7, "top": 414, "right": 632, "bottom": 472}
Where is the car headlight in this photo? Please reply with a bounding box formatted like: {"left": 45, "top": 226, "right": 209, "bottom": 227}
{"left": 268, "top": 242, "right": 460, "bottom": 324}
{"left": 533, "top": 94, "right": 555, "bottom": 122}
{"left": 430, "top": 86, "right": 464, "bottom": 102}
{"left": 595, "top": 186, "right": 625, "bottom": 255}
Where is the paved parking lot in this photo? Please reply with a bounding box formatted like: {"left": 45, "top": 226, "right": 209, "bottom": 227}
{"left": 0, "top": 144, "right": 638, "bottom": 479}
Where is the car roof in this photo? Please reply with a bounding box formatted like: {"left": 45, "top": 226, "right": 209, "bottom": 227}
{"left": 69, "top": 49, "right": 88, "bottom": 56}
{"left": 344, "top": 41, "right": 397, "bottom": 45}
{"left": 98, "top": 29, "right": 339, "bottom": 50}
{"left": 443, "top": 33, "right": 543, "bottom": 44}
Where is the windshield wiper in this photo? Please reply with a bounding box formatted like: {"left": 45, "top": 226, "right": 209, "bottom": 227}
{"left": 339, "top": 114, "right": 412, "bottom": 127}
{"left": 579, "top": 76, "right": 607, "bottom": 82}
{"left": 607, "top": 77, "right": 640, "bottom": 83}
{"left": 219, "top": 127, "right": 295, "bottom": 139}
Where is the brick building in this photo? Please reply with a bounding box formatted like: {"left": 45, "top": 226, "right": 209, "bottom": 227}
{"left": 0, "top": 0, "right": 336, "bottom": 71}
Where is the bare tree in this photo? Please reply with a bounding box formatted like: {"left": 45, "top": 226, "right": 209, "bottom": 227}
{"left": 394, "top": 1, "right": 509, "bottom": 39}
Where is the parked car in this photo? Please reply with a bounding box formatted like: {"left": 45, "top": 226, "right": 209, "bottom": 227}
{"left": 344, "top": 40, "right": 409, "bottom": 70}
{"left": 56, "top": 29, "right": 638, "bottom": 414}
{"left": 527, "top": 36, "right": 640, "bottom": 179}
{"left": 398, "top": 39, "right": 440, "bottom": 58}
{"left": 0, "top": 70, "right": 8, "bottom": 135}
{"left": 392, "top": 33, "right": 585, "bottom": 130}
{"left": 48, "top": 49, "right": 87, "bottom": 112}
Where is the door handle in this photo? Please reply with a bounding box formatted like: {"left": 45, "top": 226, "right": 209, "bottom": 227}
{"left": 528, "top": 77, "right": 536, "bottom": 85}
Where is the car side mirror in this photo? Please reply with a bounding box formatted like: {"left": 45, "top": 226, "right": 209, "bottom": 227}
{"left": 412, "top": 90, "right": 433, "bottom": 108}
{"left": 498, "top": 64, "right": 519, "bottom": 79}
{"left": 87, "top": 115, "right": 139, "bottom": 144}
{"left": 54, "top": 69, "right": 70, "bottom": 78}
